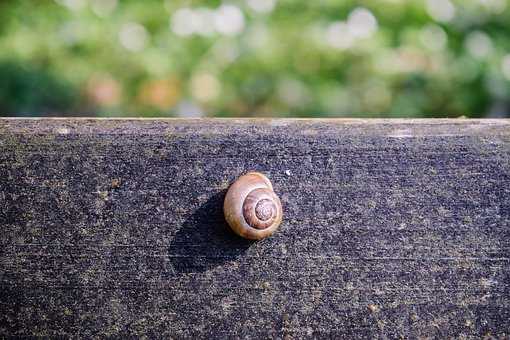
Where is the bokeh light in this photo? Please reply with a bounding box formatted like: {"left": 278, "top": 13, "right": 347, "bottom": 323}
{"left": 0, "top": 0, "right": 509, "bottom": 117}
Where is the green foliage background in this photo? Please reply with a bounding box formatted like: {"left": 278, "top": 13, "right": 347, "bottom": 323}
{"left": 1, "top": 0, "right": 509, "bottom": 117}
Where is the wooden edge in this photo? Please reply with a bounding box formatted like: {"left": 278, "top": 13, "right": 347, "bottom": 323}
{"left": 0, "top": 117, "right": 509, "bottom": 124}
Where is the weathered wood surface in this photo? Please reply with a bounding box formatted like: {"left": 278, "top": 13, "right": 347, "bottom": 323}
{"left": 0, "top": 118, "right": 509, "bottom": 338}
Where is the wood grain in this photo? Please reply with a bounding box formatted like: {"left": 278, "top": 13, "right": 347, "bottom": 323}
{"left": 0, "top": 119, "right": 509, "bottom": 338}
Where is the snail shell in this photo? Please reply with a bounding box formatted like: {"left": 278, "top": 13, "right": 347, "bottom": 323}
{"left": 224, "top": 172, "right": 283, "bottom": 240}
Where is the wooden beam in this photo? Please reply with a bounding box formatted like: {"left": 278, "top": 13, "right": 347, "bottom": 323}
{"left": 1, "top": 119, "right": 509, "bottom": 338}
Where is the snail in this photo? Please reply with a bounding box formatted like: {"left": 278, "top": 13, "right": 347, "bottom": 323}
{"left": 224, "top": 172, "right": 283, "bottom": 240}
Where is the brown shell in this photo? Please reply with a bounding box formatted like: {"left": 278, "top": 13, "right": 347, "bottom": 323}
{"left": 223, "top": 172, "right": 283, "bottom": 240}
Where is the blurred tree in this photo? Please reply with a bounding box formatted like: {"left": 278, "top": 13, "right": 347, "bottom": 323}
{"left": 0, "top": 60, "right": 77, "bottom": 116}
{"left": 0, "top": 0, "right": 509, "bottom": 117}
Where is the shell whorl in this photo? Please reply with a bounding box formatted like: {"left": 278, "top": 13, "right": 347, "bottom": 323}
{"left": 223, "top": 172, "right": 283, "bottom": 240}
{"left": 242, "top": 188, "right": 279, "bottom": 230}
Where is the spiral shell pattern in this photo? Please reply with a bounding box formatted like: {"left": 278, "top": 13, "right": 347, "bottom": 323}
{"left": 224, "top": 172, "right": 283, "bottom": 240}
{"left": 242, "top": 188, "right": 279, "bottom": 230}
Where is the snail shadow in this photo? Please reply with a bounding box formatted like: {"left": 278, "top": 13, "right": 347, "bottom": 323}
{"left": 168, "top": 190, "right": 253, "bottom": 275}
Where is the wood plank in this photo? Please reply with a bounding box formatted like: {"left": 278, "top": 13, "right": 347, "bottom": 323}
{"left": 1, "top": 119, "right": 509, "bottom": 338}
